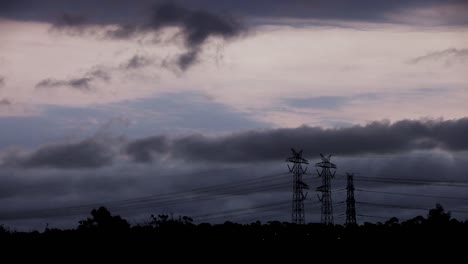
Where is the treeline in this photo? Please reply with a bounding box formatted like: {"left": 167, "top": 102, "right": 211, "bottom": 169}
{"left": 1, "top": 203, "right": 467, "bottom": 245}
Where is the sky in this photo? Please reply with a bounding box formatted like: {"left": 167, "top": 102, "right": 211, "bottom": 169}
{"left": 0, "top": 0, "right": 467, "bottom": 230}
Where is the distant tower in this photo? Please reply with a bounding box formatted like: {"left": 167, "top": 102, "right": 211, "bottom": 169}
{"left": 287, "top": 149, "right": 309, "bottom": 224}
{"left": 316, "top": 154, "right": 336, "bottom": 225}
{"left": 345, "top": 173, "right": 357, "bottom": 225}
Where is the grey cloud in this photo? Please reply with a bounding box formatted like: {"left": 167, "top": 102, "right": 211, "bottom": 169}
{"left": 65, "top": 77, "right": 92, "bottom": 89}
{"left": 35, "top": 68, "right": 110, "bottom": 91}
{"left": 177, "top": 49, "right": 199, "bottom": 71}
{"left": 87, "top": 68, "right": 111, "bottom": 81}
{"left": 146, "top": 3, "right": 242, "bottom": 43}
{"left": 124, "top": 136, "right": 170, "bottom": 162}
{"left": 409, "top": 48, "right": 468, "bottom": 64}
{"left": 54, "top": 13, "right": 87, "bottom": 27}
{"left": 120, "top": 55, "right": 154, "bottom": 69}
{"left": 129, "top": 2, "right": 243, "bottom": 70}
{"left": 0, "top": 98, "right": 12, "bottom": 106}
{"left": 35, "top": 78, "right": 62, "bottom": 88}
{"left": 4, "top": 139, "right": 114, "bottom": 169}
{"left": 50, "top": 2, "right": 244, "bottom": 70}
{"left": 51, "top": 13, "right": 88, "bottom": 35}
{"left": 105, "top": 24, "right": 139, "bottom": 39}
{"left": 36, "top": 77, "right": 92, "bottom": 90}
{"left": 125, "top": 118, "right": 468, "bottom": 163}
{"left": 0, "top": 76, "right": 4, "bottom": 87}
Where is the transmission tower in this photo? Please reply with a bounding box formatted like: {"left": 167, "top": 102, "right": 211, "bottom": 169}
{"left": 315, "top": 154, "right": 336, "bottom": 225}
{"left": 286, "top": 148, "right": 309, "bottom": 224}
{"left": 345, "top": 172, "right": 357, "bottom": 226}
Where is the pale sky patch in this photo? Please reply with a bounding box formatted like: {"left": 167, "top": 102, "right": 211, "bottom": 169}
{"left": 1, "top": 18, "right": 467, "bottom": 127}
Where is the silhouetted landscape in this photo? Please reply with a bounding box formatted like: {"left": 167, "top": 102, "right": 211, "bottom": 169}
{"left": 1, "top": 204, "right": 467, "bottom": 247}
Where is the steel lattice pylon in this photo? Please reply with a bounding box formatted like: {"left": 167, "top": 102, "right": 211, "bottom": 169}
{"left": 315, "top": 154, "right": 336, "bottom": 225}
{"left": 345, "top": 173, "right": 357, "bottom": 225}
{"left": 286, "top": 149, "right": 309, "bottom": 224}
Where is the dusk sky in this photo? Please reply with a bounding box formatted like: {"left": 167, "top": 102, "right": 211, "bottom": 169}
{"left": 0, "top": 0, "right": 467, "bottom": 230}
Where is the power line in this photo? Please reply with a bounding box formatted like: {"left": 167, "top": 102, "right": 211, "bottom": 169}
{"left": 234, "top": 202, "right": 322, "bottom": 224}
{"left": 0, "top": 172, "right": 293, "bottom": 220}
{"left": 3, "top": 167, "right": 468, "bottom": 223}
{"left": 356, "top": 189, "right": 468, "bottom": 201}
{"left": 193, "top": 200, "right": 290, "bottom": 220}
{"left": 356, "top": 201, "right": 433, "bottom": 211}
{"left": 0, "top": 181, "right": 292, "bottom": 220}
{"left": 357, "top": 214, "right": 393, "bottom": 220}
{"left": 335, "top": 176, "right": 468, "bottom": 188}
{"left": 353, "top": 175, "right": 468, "bottom": 185}
{"left": 356, "top": 201, "right": 468, "bottom": 214}
{"left": 199, "top": 205, "right": 292, "bottom": 223}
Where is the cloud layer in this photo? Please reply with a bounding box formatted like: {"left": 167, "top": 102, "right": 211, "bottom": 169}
{"left": 125, "top": 118, "right": 468, "bottom": 163}
{"left": 35, "top": 69, "right": 110, "bottom": 91}
{"left": 409, "top": 48, "right": 468, "bottom": 64}
{"left": 2, "top": 0, "right": 468, "bottom": 25}
{"left": 5, "top": 139, "right": 114, "bottom": 169}
{"left": 0, "top": 98, "right": 11, "bottom": 106}
{"left": 4, "top": 118, "right": 467, "bottom": 169}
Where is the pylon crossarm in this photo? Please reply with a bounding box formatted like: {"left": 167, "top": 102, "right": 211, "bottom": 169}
{"left": 316, "top": 168, "right": 322, "bottom": 177}
{"left": 317, "top": 193, "right": 323, "bottom": 202}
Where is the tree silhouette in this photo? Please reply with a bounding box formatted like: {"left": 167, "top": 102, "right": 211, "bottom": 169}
{"left": 427, "top": 203, "right": 451, "bottom": 225}
{"left": 1, "top": 203, "right": 466, "bottom": 246}
{"left": 385, "top": 217, "right": 399, "bottom": 226}
{"left": 78, "top": 207, "right": 130, "bottom": 231}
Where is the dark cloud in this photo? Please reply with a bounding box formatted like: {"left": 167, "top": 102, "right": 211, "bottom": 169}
{"left": 4, "top": 139, "right": 114, "bottom": 169}
{"left": 146, "top": 3, "right": 242, "bottom": 44}
{"left": 124, "top": 136, "right": 170, "bottom": 162}
{"left": 125, "top": 118, "right": 468, "bottom": 163}
{"left": 1, "top": 0, "right": 468, "bottom": 26}
{"left": 176, "top": 49, "right": 199, "bottom": 71}
{"left": 105, "top": 24, "right": 139, "bottom": 39}
{"left": 36, "top": 77, "right": 92, "bottom": 90}
{"left": 51, "top": 13, "right": 88, "bottom": 35}
{"left": 54, "top": 13, "right": 87, "bottom": 27}
{"left": 87, "top": 68, "right": 111, "bottom": 81}
{"left": 409, "top": 48, "right": 468, "bottom": 64}
{"left": 35, "top": 68, "right": 110, "bottom": 91}
{"left": 46, "top": 3, "right": 244, "bottom": 70}
{"left": 120, "top": 55, "right": 153, "bottom": 69}
{"left": 0, "top": 76, "right": 4, "bottom": 87}
{"left": 125, "top": 2, "right": 243, "bottom": 70}
{"left": 0, "top": 98, "right": 12, "bottom": 106}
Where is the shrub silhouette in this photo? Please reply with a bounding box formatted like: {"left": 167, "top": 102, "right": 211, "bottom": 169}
{"left": 427, "top": 203, "right": 451, "bottom": 225}
{"left": 78, "top": 206, "right": 130, "bottom": 231}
